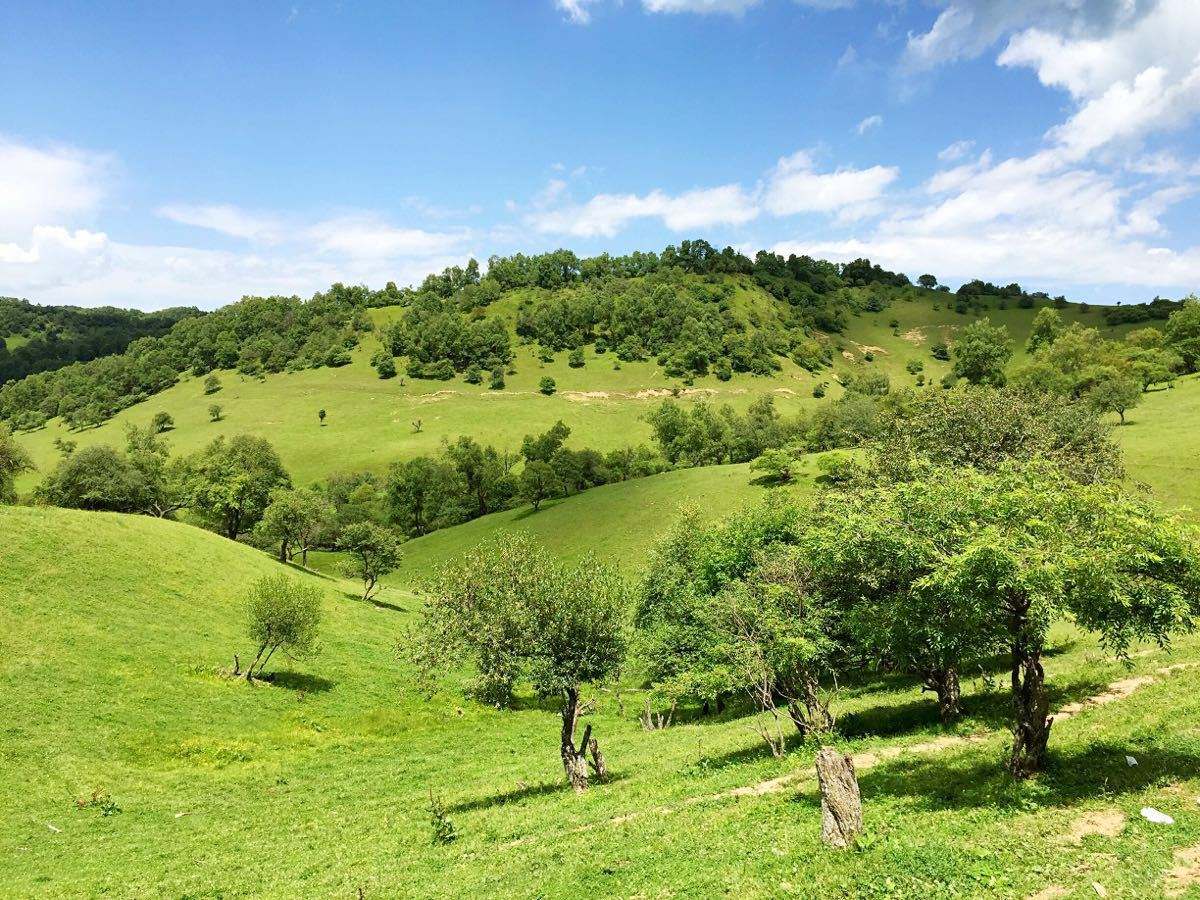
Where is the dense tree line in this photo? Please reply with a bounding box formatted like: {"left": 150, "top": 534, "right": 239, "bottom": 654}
{"left": 0, "top": 289, "right": 373, "bottom": 431}
{"left": 0, "top": 297, "right": 200, "bottom": 386}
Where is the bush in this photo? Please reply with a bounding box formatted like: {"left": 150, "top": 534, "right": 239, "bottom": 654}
{"left": 464, "top": 364, "right": 482, "bottom": 385}
{"left": 539, "top": 376, "right": 557, "bottom": 395}
{"left": 568, "top": 348, "right": 585, "bottom": 368}
{"left": 241, "top": 574, "right": 322, "bottom": 680}
{"left": 489, "top": 367, "right": 505, "bottom": 390}
{"left": 203, "top": 374, "right": 222, "bottom": 394}
{"left": 151, "top": 411, "right": 174, "bottom": 433}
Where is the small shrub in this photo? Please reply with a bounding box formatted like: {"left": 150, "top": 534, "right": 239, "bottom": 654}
{"left": 568, "top": 348, "right": 585, "bottom": 368}
{"left": 203, "top": 374, "right": 222, "bottom": 395}
{"left": 75, "top": 788, "right": 120, "bottom": 816}
{"left": 428, "top": 789, "right": 457, "bottom": 845}
{"left": 812, "top": 383, "right": 826, "bottom": 398}
{"left": 241, "top": 574, "right": 322, "bottom": 680}
{"left": 208, "top": 403, "right": 223, "bottom": 422}
{"left": 489, "top": 367, "right": 505, "bottom": 390}
{"left": 539, "top": 376, "right": 556, "bottom": 395}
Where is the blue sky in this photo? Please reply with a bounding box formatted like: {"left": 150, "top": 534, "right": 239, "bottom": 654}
{"left": 2, "top": 0, "right": 1198, "bottom": 309}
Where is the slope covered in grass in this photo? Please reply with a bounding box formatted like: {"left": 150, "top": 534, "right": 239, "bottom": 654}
{"left": 11, "top": 283, "right": 1137, "bottom": 492}
{"left": 5, "top": 504, "right": 1200, "bottom": 897}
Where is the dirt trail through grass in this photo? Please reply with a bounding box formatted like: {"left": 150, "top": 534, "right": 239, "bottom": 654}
{"left": 504, "top": 659, "right": 1200, "bottom": 848}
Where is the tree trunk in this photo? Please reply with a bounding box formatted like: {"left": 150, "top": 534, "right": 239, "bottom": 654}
{"left": 560, "top": 687, "right": 589, "bottom": 792}
{"left": 587, "top": 736, "right": 607, "bottom": 781}
{"left": 924, "top": 666, "right": 963, "bottom": 724}
{"left": 787, "top": 673, "right": 834, "bottom": 737}
{"left": 815, "top": 746, "right": 862, "bottom": 849}
{"left": 1009, "top": 643, "right": 1051, "bottom": 777}
{"left": 279, "top": 540, "right": 289, "bottom": 563}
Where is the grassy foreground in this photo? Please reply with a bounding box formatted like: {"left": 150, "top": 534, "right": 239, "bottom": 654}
{"left": 4, "top": 504, "right": 1200, "bottom": 898}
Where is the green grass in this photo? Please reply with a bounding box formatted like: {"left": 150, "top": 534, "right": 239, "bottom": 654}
{"left": 5, "top": 503, "right": 1200, "bottom": 898}
{"left": 12, "top": 286, "right": 1136, "bottom": 493}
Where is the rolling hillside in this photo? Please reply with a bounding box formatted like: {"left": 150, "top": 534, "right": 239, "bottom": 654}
{"left": 10, "top": 280, "right": 1138, "bottom": 493}
{"left": 5, "top": 503, "right": 1200, "bottom": 897}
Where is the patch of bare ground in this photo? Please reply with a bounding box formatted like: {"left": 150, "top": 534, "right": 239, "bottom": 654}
{"left": 1165, "top": 845, "right": 1200, "bottom": 897}
{"left": 901, "top": 328, "right": 926, "bottom": 344}
{"left": 854, "top": 343, "right": 888, "bottom": 355}
{"left": 1063, "top": 809, "right": 1126, "bottom": 845}
{"left": 841, "top": 350, "right": 856, "bottom": 360}
{"left": 1026, "top": 886, "right": 1070, "bottom": 900}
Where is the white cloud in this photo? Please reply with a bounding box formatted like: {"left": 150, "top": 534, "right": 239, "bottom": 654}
{"left": 642, "top": 0, "right": 762, "bottom": 14}
{"left": 762, "top": 150, "right": 898, "bottom": 218}
{"left": 305, "top": 215, "right": 469, "bottom": 259}
{"left": 530, "top": 183, "right": 759, "bottom": 237}
{"left": 937, "top": 139, "right": 975, "bottom": 162}
{"left": 856, "top": 114, "right": 883, "bottom": 135}
{"left": 0, "top": 136, "right": 111, "bottom": 239}
{"left": 158, "top": 203, "right": 286, "bottom": 243}
{"left": 556, "top": 0, "right": 602, "bottom": 24}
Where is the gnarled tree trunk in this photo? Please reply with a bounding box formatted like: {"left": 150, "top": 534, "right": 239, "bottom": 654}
{"left": 560, "top": 686, "right": 591, "bottom": 792}
{"left": 923, "top": 666, "right": 963, "bottom": 725}
{"left": 815, "top": 746, "right": 862, "bottom": 849}
{"left": 786, "top": 673, "right": 834, "bottom": 737}
{"left": 1009, "top": 644, "right": 1051, "bottom": 777}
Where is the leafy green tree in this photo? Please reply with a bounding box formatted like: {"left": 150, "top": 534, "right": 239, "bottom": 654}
{"left": 519, "top": 460, "right": 561, "bottom": 511}
{"left": 338, "top": 522, "right": 402, "bottom": 601}
{"left": 151, "top": 411, "right": 174, "bottom": 433}
{"left": 749, "top": 448, "right": 799, "bottom": 484}
{"left": 568, "top": 348, "right": 585, "bottom": 368}
{"left": 241, "top": 574, "right": 322, "bottom": 681}
{"left": 489, "top": 367, "right": 505, "bottom": 390}
{"left": 411, "top": 535, "right": 628, "bottom": 791}
{"left": 521, "top": 420, "right": 571, "bottom": 463}
{"left": 1025, "top": 307, "right": 1064, "bottom": 353}
{"left": 255, "top": 488, "right": 335, "bottom": 564}
{"left": 917, "top": 274, "right": 937, "bottom": 289}
{"left": 371, "top": 350, "right": 397, "bottom": 379}
{"left": 208, "top": 403, "right": 223, "bottom": 422}
{"left": 930, "top": 340, "right": 950, "bottom": 361}
{"left": 203, "top": 374, "right": 222, "bottom": 394}
{"left": 539, "top": 376, "right": 557, "bottom": 395}
{"left": 0, "top": 425, "right": 34, "bottom": 503}
{"left": 871, "top": 385, "right": 1121, "bottom": 485}
{"left": 36, "top": 444, "right": 148, "bottom": 512}
{"left": 386, "top": 456, "right": 463, "bottom": 536}
{"left": 855, "top": 461, "right": 1200, "bottom": 776}
{"left": 445, "top": 436, "right": 508, "bottom": 518}
{"left": 1087, "top": 370, "right": 1142, "bottom": 424}
{"left": 318, "top": 408, "right": 327, "bottom": 425}
{"left": 182, "top": 435, "right": 291, "bottom": 539}
{"left": 123, "top": 423, "right": 187, "bottom": 517}
{"left": 951, "top": 318, "right": 1013, "bottom": 385}
{"left": 1165, "top": 296, "right": 1200, "bottom": 371}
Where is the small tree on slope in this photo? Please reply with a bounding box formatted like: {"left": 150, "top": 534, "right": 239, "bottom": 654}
{"left": 409, "top": 535, "right": 628, "bottom": 792}
{"left": 241, "top": 574, "right": 322, "bottom": 681}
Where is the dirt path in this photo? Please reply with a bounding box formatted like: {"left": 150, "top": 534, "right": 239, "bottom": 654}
{"left": 502, "top": 659, "right": 1199, "bottom": 848}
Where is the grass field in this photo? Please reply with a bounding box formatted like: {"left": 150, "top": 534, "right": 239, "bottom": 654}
{"left": 10, "top": 285, "right": 1136, "bottom": 493}
{"left": 4, "top": 504, "right": 1200, "bottom": 898}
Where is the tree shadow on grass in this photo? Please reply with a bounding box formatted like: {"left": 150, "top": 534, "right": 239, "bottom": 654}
{"left": 446, "top": 771, "right": 631, "bottom": 814}
{"left": 849, "top": 739, "right": 1200, "bottom": 815}
{"left": 259, "top": 671, "right": 335, "bottom": 693}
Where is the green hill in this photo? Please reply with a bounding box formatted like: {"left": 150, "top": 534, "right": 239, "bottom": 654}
{"left": 5, "top": 504, "right": 1200, "bottom": 897}
{"left": 10, "top": 279, "right": 1140, "bottom": 493}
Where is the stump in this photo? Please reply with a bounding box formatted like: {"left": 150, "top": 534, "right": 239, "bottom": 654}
{"left": 815, "top": 746, "right": 862, "bottom": 849}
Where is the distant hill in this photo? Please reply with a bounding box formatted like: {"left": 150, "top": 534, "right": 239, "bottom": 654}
{"left": 0, "top": 296, "right": 201, "bottom": 386}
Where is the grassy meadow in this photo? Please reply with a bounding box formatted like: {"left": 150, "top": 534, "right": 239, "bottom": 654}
{"left": 4, "top": 504, "right": 1200, "bottom": 898}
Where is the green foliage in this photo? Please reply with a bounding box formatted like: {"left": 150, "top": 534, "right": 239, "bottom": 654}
{"left": 242, "top": 573, "right": 322, "bottom": 679}
{"left": 749, "top": 448, "right": 799, "bottom": 484}
{"left": 905, "top": 358, "right": 924, "bottom": 375}
{"left": 203, "top": 374, "right": 222, "bottom": 394}
{"left": 208, "top": 403, "right": 223, "bottom": 422}
{"left": 518, "top": 460, "right": 561, "bottom": 511}
{"left": 539, "top": 376, "right": 556, "bottom": 395}
{"left": 1025, "top": 307, "right": 1064, "bottom": 354}
{"left": 567, "top": 348, "right": 585, "bottom": 368}
{"left": 645, "top": 396, "right": 793, "bottom": 466}
{"left": 488, "top": 367, "right": 505, "bottom": 390}
{"left": 372, "top": 350, "right": 397, "bottom": 379}
{"left": 151, "top": 411, "right": 174, "bottom": 433}
{"left": 841, "top": 369, "right": 889, "bottom": 396}
{"left": 1087, "top": 370, "right": 1142, "bottom": 424}
{"left": 427, "top": 791, "right": 458, "bottom": 845}
{"left": 0, "top": 289, "right": 370, "bottom": 430}
{"left": 36, "top": 444, "right": 152, "bottom": 512}
{"left": 181, "top": 434, "right": 291, "bottom": 539}
{"left": 0, "top": 425, "right": 34, "bottom": 503}
{"left": 870, "top": 385, "right": 1122, "bottom": 485}
{"left": 1165, "top": 296, "right": 1200, "bottom": 372}
{"left": 254, "top": 488, "right": 335, "bottom": 563}
{"left": 338, "top": 521, "right": 402, "bottom": 601}
{"left": 930, "top": 340, "right": 949, "bottom": 361}
{"left": 951, "top": 318, "right": 1013, "bottom": 385}
{"left": 411, "top": 534, "right": 628, "bottom": 707}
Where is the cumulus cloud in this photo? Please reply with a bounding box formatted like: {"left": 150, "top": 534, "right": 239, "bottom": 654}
{"left": 158, "top": 203, "right": 286, "bottom": 243}
{"left": 0, "top": 136, "right": 111, "bottom": 239}
{"left": 556, "top": 0, "right": 602, "bottom": 24}
{"left": 762, "top": 150, "right": 898, "bottom": 219}
{"left": 526, "top": 149, "right": 898, "bottom": 237}
{"left": 937, "top": 139, "right": 975, "bottom": 162}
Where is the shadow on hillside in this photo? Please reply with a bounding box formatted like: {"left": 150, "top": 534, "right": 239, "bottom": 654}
{"left": 260, "top": 671, "right": 335, "bottom": 693}
{"left": 334, "top": 588, "right": 407, "bottom": 614}
{"left": 849, "top": 740, "right": 1200, "bottom": 813}
{"left": 447, "top": 771, "right": 630, "bottom": 814}
{"left": 696, "top": 671, "right": 1109, "bottom": 770}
